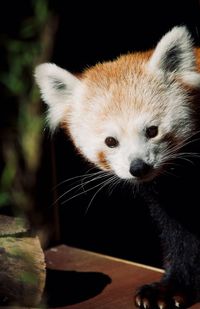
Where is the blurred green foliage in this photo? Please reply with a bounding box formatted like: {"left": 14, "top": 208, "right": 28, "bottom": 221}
{"left": 0, "top": 0, "right": 56, "bottom": 213}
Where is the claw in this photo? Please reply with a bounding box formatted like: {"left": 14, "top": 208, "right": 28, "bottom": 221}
{"left": 175, "top": 301, "right": 180, "bottom": 308}
{"left": 135, "top": 295, "right": 142, "bottom": 307}
{"left": 143, "top": 298, "right": 150, "bottom": 309}
{"left": 173, "top": 295, "right": 184, "bottom": 308}
{"left": 157, "top": 300, "right": 167, "bottom": 309}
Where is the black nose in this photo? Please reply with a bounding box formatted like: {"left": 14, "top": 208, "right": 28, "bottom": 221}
{"left": 129, "top": 159, "right": 152, "bottom": 178}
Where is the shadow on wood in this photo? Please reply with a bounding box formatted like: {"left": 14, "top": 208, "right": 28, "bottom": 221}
{"left": 44, "top": 269, "right": 111, "bottom": 307}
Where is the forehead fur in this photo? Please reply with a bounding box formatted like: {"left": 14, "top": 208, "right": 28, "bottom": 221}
{"left": 83, "top": 51, "right": 152, "bottom": 92}
{"left": 81, "top": 51, "right": 182, "bottom": 119}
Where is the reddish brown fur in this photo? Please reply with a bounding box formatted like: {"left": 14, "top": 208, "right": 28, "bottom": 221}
{"left": 195, "top": 47, "right": 200, "bottom": 72}
{"left": 97, "top": 151, "right": 111, "bottom": 171}
{"left": 82, "top": 51, "right": 153, "bottom": 84}
{"left": 60, "top": 120, "right": 70, "bottom": 136}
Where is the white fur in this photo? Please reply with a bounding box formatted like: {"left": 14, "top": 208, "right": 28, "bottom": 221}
{"left": 147, "top": 26, "right": 200, "bottom": 88}
{"left": 35, "top": 63, "right": 81, "bottom": 130}
{"left": 148, "top": 26, "right": 195, "bottom": 74}
{"left": 180, "top": 71, "right": 200, "bottom": 88}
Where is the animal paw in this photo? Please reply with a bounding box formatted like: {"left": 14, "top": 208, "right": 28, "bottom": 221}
{"left": 135, "top": 282, "right": 190, "bottom": 309}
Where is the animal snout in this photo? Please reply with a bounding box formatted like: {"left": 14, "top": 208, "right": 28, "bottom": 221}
{"left": 129, "top": 159, "right": 152, "bottom": 178}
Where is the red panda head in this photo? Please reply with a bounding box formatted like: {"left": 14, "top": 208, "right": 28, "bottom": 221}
{"left": 35, "top": 26, "right": 200, "bottom": 182}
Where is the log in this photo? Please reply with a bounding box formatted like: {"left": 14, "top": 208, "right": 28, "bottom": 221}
{"left": 0, "top": 215, "right": 29, "bottom": 236}
{"left": 0, "top": 215, "right": 46, "bottom": 306}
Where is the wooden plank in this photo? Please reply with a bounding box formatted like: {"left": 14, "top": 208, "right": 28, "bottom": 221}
{"left": 44, "top": 245, "right": 200, "bottom": 309}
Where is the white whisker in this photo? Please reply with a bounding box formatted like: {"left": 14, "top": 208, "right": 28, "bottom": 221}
{"left": 53, "top": 169, "right": 105, "bottom": 190}
{"left": 107, "top": 176, "right": 121, "bottom": 196}
{"left": 84, "top": 175, "right": 117, "bottom": 214}
{"left": 61, "top": 173, "right": 114, "bottom": 205}
{"left": 53, "top": 171, "right": 111, "bottom": 206}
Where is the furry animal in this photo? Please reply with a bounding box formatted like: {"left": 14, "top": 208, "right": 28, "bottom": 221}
{"left": 35, "top": 26, "right": 200, "bottom": 308}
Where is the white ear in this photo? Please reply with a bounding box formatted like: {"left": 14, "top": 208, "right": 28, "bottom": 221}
{"left": 35, "top": 63, "right": 81, "bottom": 130}
{"left": 148, "top": 26, "right": 195, "bottom": 74}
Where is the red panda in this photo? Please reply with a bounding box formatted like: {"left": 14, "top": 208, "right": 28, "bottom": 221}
{"left": 35, "top": 27, "right": 200, "bottom": 308}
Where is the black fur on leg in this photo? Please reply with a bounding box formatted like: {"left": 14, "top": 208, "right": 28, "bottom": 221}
{"left": 136, "top": 184, "right": 200, "bottom": 308}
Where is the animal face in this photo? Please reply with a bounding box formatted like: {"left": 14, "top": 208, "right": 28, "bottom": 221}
{"left": 35, "top": 26, "right": 200, "bottom": 183}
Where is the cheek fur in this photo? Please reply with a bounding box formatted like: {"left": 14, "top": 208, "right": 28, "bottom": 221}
{"left": 60, "top": 122, "right": 112, "bottom": 170}
{"left": 60, "top": 120, "right": 87, "bottom": 159}
{"left": 97, "top": 151, "right": 111, "bottom": 170}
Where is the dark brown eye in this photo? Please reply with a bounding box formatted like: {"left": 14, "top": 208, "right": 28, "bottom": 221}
{"left": 146, "top": 126, "right": 158, "bottom": 138}
{"left": 105, "top": 136, "right": 119, "bottom": 148}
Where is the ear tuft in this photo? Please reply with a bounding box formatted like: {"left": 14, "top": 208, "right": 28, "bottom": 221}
{"left": 35, "top": 63, "right": 81, "bottom": 130}
{"left": 148, "top": 26, "right": 196, "bottom": 75}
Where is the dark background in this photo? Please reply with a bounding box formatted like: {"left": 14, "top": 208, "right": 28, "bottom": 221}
{"left": 1, "top": 0, "right": 200, "bottom": 268}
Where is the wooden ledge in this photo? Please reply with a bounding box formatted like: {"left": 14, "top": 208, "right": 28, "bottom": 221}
{"left": 44, "top": 245, "right": 199, "bottom": 308}
{"left": 44, "top": 245, "right": 161, "bottom": 309}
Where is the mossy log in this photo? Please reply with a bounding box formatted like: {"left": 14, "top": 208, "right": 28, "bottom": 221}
{"left": 0, "top": 215, "right": 46, "bottom": 306}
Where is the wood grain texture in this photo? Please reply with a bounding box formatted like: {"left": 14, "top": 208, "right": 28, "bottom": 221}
{"left": 43, "top": 245, "right": 200, "bottom": 309}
